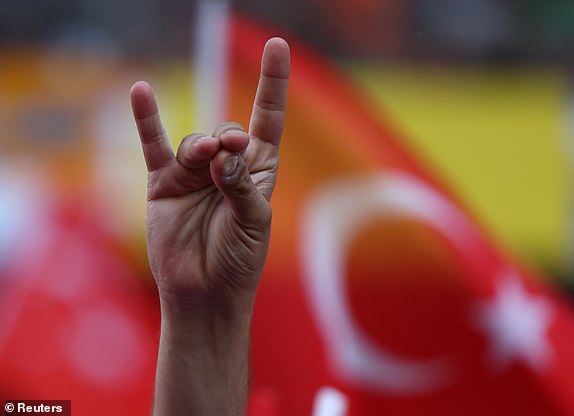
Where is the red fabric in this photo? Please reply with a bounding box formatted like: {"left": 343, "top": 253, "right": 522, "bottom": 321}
{"left": 1, "top": 15, "right": 573, "bottom": 416}
{"left": 0, "top": 203, "right": 158, "bottom": 415}
{"left": 228, "top": 16, "right": 574, "bottom": 416}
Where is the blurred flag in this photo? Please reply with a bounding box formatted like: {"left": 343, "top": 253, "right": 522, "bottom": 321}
{"left": 225, "top": 17, "right": 574, "bottom": 416}
{"left": 0, "top": 200, "right": 158, "bottom": 415}
{"left": 0, "top": 51, "right": 157, "bottom": 415}
{"left": 1, "top": 12, "right": 573, "bottom": 416}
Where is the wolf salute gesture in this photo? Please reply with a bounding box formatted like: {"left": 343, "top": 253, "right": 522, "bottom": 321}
{"left": 130, "top": 38, "right": 290, "bottom": 415}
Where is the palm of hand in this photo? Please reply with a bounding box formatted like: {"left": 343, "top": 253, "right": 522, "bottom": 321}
{"left": 146, "top": 138, "right": 277, "bottom": 297}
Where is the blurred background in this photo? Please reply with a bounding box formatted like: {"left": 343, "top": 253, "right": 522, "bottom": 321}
{"left": 1, "top": 0, "right": 574, "bottom": 415}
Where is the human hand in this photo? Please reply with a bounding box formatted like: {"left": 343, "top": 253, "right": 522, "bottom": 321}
{"left": 130, "top": 38, "right": 290, "bottom": 310}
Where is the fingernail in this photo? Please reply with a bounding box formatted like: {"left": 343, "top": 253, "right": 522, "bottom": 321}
{"left": 194, "top": 135, "right": 210, "bottom": 145}
{"left": 223, "top": 154, "right": 240, "bottom": 177}
{"left": 221, "top": 129, "right": 248, "bottom": 140}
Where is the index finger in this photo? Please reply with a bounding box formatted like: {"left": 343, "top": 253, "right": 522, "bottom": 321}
{"left": 248, "top": 37, "right": 290, "bottom": 146}
{"left": 130, "top": 81, "right": 175, "bottom": 172}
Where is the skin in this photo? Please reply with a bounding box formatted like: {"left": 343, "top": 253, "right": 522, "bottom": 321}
{"left": 130, "top": 37, "right": 290, "bottom": 415}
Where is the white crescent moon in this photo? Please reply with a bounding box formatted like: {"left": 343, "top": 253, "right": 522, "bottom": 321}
{"left": 300, "top": 172, "right": 484, "bottom": 394}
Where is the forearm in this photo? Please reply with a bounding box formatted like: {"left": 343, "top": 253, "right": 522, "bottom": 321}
{"left": 153, "top": 292, "right": 254, "bottom": 416}
{"left": 132, "top": 37, "right": 290, "bottom": 416}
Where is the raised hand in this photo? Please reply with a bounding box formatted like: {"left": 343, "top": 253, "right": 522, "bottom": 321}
{"left": 131, "top": 37, "right": 290, "bottom": 416}
{"left": 130, "top": 38, "right": 290, "bottom": 308}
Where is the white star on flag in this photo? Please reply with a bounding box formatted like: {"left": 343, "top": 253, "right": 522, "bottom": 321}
{"left": 474, "top": 273, "right": 554, "bottom": 372}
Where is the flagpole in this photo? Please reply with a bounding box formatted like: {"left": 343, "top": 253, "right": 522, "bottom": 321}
{"left": 193, "top": 0, "right": 232, "bottom": 133}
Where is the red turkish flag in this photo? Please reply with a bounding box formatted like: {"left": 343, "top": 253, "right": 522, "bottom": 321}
{"left": 227, "top": 17, "right": 574, "bottom": 416}
{"left": 1, "top": 15, "right": 572, "bottom": 416}
{"left": 0, "top": 200, "right": 158, "bottom": 415}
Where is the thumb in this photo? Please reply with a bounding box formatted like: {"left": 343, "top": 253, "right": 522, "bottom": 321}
{"left": 210, "top": 150, "right": 272, "bottom": 230}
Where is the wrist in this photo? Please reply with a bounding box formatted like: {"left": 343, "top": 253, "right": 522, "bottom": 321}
{"left": 154, "top": 288, "right": 253, "bottom": 416}
{"left": 158, "top": 286, "right": 255, "bottom": 320}
{"left": 157, "top": 287, "right": 255, "bottom": 352}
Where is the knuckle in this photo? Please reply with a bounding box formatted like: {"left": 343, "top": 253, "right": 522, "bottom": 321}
{"left": 177, "top": 133, "right": 206, "bottom": 166}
